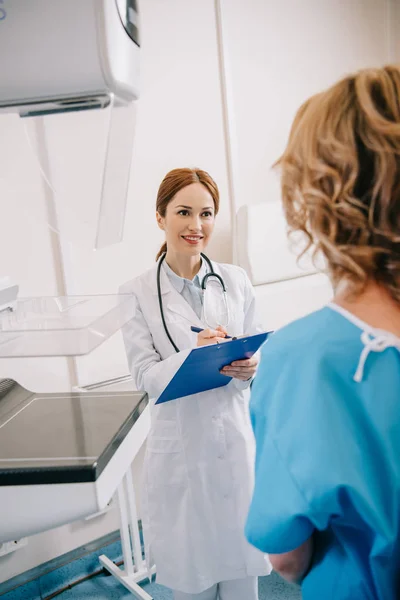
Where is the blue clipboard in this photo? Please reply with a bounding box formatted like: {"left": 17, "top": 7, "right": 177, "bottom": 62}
{"left": 155, "top": 331, "right": 271, "bottom": 405}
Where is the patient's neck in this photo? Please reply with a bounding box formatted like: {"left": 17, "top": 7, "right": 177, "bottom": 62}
{"left": 334, "top": 281, "right": 400, "bottom": 337}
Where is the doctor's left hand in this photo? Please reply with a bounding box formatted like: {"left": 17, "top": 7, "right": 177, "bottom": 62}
{"left": 220, "top": 355, "right": 259, "bottom": 381}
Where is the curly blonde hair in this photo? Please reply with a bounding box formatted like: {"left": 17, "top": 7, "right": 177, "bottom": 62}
{"left": 276, "top": 65, "right": 400, "bottom": 302}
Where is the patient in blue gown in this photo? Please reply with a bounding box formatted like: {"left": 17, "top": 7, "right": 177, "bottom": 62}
{"left": 245, "top": 65, "right": 400, "bottom": 600}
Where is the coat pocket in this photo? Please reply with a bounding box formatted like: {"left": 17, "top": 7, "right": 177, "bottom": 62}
{"left": 146, "top": 420, "right": 187, "bottom": 488}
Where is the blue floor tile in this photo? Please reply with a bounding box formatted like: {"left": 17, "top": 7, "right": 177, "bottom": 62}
{"left": 55, "top": 572, "right": 301, "bottom": 599}
{"left": 54, "top": 575, "right": 171, "bottom": 599}
{"left": 1, "top": 533, "right": 302, "bottom": 600}
{"left": 0, "top": 580, "right": 41, "bottom": 600}
{"left": 259, "top": 572, "right": 301, "bottom": 599}
{"left": 38, "top": 541, "right": 123, "bottom": 599}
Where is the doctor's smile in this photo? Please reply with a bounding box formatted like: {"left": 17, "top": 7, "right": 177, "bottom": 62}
{"left": 182, "top": 235, "right": 203, "bottom": 245}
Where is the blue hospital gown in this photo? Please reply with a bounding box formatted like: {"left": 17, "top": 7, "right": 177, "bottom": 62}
{"left": 245, "top": 304, "right": 400, "bottom": 600}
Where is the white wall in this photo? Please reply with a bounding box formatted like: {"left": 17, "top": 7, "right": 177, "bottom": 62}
{"left": 0, "top": 0, "right": 397, "bottom": 585}
{"left": 223, "top": 0, "right": 392, "bottom": 211}
{"left": 224, "top": 0, "right": 395, "bottom": 328}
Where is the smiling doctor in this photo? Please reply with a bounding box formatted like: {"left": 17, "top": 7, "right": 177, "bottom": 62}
{"left": 120, "top": 168, "right": 271, "bottom": 600}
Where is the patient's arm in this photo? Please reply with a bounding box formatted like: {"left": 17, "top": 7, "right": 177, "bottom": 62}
{"left": 269, "top": 536, "right": 314, "bottom": 584}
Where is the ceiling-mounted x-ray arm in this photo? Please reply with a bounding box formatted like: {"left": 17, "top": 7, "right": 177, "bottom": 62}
{"left": 0, "top": 0, "right": 140, "bottom": 249}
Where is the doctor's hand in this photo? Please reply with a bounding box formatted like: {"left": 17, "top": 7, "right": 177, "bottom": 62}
{"left": 220, "top": 355, "right": 259, "bottom": 381}
{"left": 197, "top": 326, "right": 228, "bottom": 346}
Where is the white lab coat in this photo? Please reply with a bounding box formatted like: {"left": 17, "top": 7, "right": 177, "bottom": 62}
{"left": 120, "top": 261, "right": 271, "bottom": 594}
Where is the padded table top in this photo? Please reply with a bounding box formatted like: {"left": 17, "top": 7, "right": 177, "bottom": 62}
{"left": 0, "top": 379, "right": 148, "bottom": 486}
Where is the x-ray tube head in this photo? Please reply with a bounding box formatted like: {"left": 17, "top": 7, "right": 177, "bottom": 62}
{"left": 0, "top": 0, "right": 140, "bottom": 117}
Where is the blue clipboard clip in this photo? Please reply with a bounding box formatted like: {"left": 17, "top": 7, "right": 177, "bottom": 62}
{"left": 155, "top": 330, "right": 271, "bottom": 404}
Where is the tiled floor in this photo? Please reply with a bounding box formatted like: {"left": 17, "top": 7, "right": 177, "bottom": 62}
{"left": 1, "top": 537, "right": 302, "bottom": 600}
{"left": 55, "top": 572, "right": 301, "bottom": 599}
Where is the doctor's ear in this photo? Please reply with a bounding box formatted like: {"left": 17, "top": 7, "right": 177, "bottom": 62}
{"left": 156, "top": 212, "right": 165, "bottom": 230}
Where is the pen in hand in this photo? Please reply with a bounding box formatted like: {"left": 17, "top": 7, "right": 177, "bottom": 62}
{"left": 191, "top": 326, "right": 233, "bottom": 339}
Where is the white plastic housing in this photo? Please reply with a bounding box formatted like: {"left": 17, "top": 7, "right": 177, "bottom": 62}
{"left": 0, "top": 0, "right": 140, "bottom": 116}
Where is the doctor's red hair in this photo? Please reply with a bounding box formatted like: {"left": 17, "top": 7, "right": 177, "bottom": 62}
{"left": 155, "top": 168, "right": 220, "bottom": 261}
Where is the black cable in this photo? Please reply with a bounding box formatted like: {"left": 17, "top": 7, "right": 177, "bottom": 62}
{"left": 201, "top": 271, "right": 226, "bottom": 291}
{"left": 42, "top": 560, "right": 124, "bottom": 599}
{"left": 157, "top": 254, "right": 180, "bottom": 353}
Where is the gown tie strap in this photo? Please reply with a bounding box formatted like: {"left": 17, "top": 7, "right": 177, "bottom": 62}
{"left": 354, "top": 330, "right": 400, "bottom": 383}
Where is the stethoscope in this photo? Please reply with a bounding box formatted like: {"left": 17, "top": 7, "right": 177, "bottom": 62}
{"left": 157, "top": 252, "right": 228, "bottom": 353}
